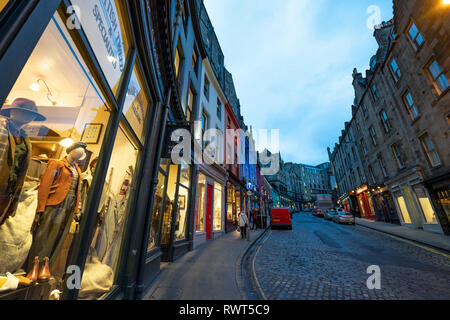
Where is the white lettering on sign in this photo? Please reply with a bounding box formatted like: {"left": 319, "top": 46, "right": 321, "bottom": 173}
{"left": 71, "top": 0, "right": 126, "bottom": 90}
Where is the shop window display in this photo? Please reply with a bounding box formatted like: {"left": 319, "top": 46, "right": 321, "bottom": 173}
{"left": 122, "top": 67, "right": 149, "bottom": 143}
{"left": 0, "top": 14, "right": 111, "bottom": 296}
{"left": 395, "top": 192, "right": 412, "bottom": 224}
{"left": 147, "top": 170, "right": 166, "bottom": 252}
{"left": 213, "top": 182, "right": 222, "bottom": 231}
{"left": 413, "top": 186, "right": 437, "bottom": 224}
{"left": 161, "top": 165, "right": 178, "bottom": 245}
{"left": 78, "top": 125, "right": 139, "bottom": 299}
{"left": 175, "top": 163, "right": 191, "bottom": 241}
{"left": 196, "top": 173, "right": 206, "bottom": 232}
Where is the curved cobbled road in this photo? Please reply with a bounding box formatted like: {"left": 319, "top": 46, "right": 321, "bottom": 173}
{"left": 253, "top": 212, "right": 450, "bottom": 300}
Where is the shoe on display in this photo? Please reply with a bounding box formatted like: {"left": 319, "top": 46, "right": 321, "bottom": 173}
{"left": 26, "top": 256, "right": 40, "bottom": 283}
{"left": 38, "top": 257, "right": 51, "bottom": 281}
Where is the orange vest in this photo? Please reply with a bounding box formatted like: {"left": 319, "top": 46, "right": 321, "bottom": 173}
{"left": 37, "top": 157, "right": 82, "bottom": 213}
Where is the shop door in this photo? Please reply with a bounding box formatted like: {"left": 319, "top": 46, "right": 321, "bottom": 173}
{"left": 206, "top": 184, "right": 213, "bottom": 239}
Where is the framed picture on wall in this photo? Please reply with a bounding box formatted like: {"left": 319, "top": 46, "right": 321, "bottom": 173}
{"left": 178, "top": 195, "right": 186, "bottom": 210}
{"left": 81, "top": 123, "right": 103, "bottom": 144}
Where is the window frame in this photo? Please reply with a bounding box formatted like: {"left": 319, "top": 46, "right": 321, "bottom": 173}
{"left": 391, "top": 143, "right": 405, "bottom": 169}
{"left": 389, "top": 58, "right": 402, "bottom": 83}
{"left": 425, "top": 59, "right": 449, "bottom": 96}
{"left": 406, "top": 21, "right": 424, "bottom": 51}
{"left": 402, "top": 91, "right": 420, "bottom": 120}
{"left": 419, "top": 133, "right": 442, "bottom": 168}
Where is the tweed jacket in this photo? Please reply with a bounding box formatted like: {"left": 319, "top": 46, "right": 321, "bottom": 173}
{"left": 0, "top": 116, "right": 32, "bottom": 224}
{"left": 36, "top": 157, "right": 82, "bottom": 214}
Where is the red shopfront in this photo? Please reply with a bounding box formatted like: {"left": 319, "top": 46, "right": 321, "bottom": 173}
{"left": 356, "top": 185, "right": 377, "bottom": 220}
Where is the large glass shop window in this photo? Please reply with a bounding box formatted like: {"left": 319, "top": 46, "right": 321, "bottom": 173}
{"left": 0, "top": 14, "right": 110, "bottom": 297}
{"left": 147, "top": 170, "right": 166, "bottom": 252}
{"left": 0, "top": 0, "right": 10, "bottom": 13}
{"left": 213, "top": 182, "right": 222, "bottom": 231}
{"left": 196, "top": 173, "right": 206, "bottom": 232}
{"left": 175, "top": 163, "right": 191, "bottom": 241}
{"left": 161, "top": 165, "right": 178, "bottom": 245}
{"left": 79, "top": 125, "right": 139, "bottom": 300}
{"left": 70, "top": 0, "right": 130, "bottom": 95}
{"left": 122, "top": 66, "right": 149, "bottom": 143}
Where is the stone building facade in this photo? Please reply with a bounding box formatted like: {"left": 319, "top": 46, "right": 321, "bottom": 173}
{"left": 330, "top": 0, "right": 450, "bottom": 235}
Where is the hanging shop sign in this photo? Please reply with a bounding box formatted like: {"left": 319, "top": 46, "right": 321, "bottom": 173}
{"left": 71, "top": 0, "right": 126, "bottom": 91}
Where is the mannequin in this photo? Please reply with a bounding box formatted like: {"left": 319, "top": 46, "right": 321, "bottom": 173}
{"left": 26, "top": 142, "right": 86, "bottom": 275}
{"left": 0, "top": 98, "right": 46, "bottom": 225}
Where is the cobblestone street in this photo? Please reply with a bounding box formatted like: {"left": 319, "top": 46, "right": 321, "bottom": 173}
{"left": 253, "top": 213, "right": 450, "bottom": 300}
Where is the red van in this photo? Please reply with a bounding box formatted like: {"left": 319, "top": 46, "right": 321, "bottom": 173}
{"left": 270, "top": 208, "right": 292, "bottom": 230}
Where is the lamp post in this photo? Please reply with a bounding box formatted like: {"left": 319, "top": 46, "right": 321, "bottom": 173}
{"left": 247, "top": 188, "right": 253, "bottom": 241}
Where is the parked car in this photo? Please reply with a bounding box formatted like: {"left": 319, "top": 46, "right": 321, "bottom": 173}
{"left": 312, "top": 208, "right": 324, "bottom": 218}
{"left": 324, "top": 208, "right": 338, "bottom": 221}
{"left": 332, "top": 212, "right": 356, "bottom": 225}
{"left": 270, "top": 208, "right": 293, "bottom": 230}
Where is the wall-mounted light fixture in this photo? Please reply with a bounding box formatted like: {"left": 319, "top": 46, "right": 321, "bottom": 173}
{"left": 29, "top": 79, "right": 58, "bottom": 106}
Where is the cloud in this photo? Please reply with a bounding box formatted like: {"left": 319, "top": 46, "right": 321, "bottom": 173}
{"left": 204, "top": 0, "right": 393, "bottom": 165}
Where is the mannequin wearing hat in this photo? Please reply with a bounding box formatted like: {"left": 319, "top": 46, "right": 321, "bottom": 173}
{"left": 0, "top": 98, "right": 46, "bottom": 226}
{"left": 26, "top": 142, "right": 86, "bottom": 277}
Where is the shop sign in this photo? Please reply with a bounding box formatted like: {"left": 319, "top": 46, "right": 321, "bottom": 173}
{"left": 357, "top": 185, "right": 368, "bottom": 195}
{"left": 71, "top": 0, "right": 126, "bottom": 90}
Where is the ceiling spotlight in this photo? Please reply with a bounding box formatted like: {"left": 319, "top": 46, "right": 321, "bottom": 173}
{"left": 29, "top": 83, "right": 40, "bottom": 92}
{"left": 59, "top": 138, "right": 74, "bottom": 148}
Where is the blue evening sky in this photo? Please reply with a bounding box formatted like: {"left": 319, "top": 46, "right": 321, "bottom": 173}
{"left": 204, "top": 0, "right": 394, "bottom": 166}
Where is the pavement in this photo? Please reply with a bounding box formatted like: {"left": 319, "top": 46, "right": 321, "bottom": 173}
{"left": 355, "top": 218, "right": 450, "bottom": 252}
{"left": 143, "top": 228, "right": 266, "bottom": 300}
{"left": 252, "top": 212, "right": 450, "bottom": 300}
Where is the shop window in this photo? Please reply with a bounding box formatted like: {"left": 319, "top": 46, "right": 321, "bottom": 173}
{"left": 161, "top": 164, "right": 179, "bottom": 245}
{"left": 0, "top": 14, "right": 112, "bottom": 296}
{"left": 196, "top": 173, "right": 206, "bottom": 232}
{"left": 71, "top": 0, "right": 131, "bottom": 95}
{"left": 147, "top": 170, "right": 167, "bottom": 252}
{"left": 122, "top": 65, "right": 150, "bottom": 143}
{"left": 79, "top": 124, "right": 139, "bottom": 299}
{"left": 213, "top": 182, "right": 222, "bottom": 231}
{"left": 174, "top": 163, "right": 191, "bottom": 241}
{"left": 413, "top": 186, "right": 437, "bottom": 224}
{"left": 395, "top": 193, "right": 412, "bottom": 224}
{"left": 0, "top": 0, "right": 10, "bottom": 13}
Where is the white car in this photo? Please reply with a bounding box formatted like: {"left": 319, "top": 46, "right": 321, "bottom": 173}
{"left": 332, "top": 212, "right": 355, "bottom": 225}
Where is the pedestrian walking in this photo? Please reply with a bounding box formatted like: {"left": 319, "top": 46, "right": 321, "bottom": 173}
{"left": 238, "top": 211, "right": 249, "bottom": 239}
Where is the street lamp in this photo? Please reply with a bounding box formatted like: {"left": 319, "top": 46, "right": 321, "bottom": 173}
{"left": 247, "top": 189, "right": 253, "bottom": 241}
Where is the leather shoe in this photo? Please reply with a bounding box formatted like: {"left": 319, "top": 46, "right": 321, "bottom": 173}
{"left": 38, "top": 257, "right": 51, "bottom": 281}
{"left": 26, "top": 256, "right": 39, "bottom": 283}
